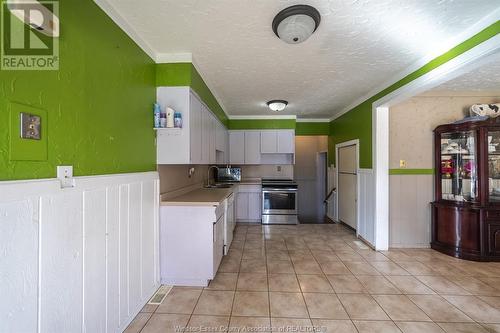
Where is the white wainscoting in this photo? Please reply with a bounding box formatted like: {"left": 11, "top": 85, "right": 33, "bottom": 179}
{"left": 358, "top": 169, "right": 375, "bottom": 247}
{"left": 389, "top": 174, "right": 433, "bottom": 248}
{"left": 0, "top": 171, "right": 160, "bottom": 333}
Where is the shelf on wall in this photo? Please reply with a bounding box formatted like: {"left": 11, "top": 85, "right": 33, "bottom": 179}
{"left": 153, "top": 127, "right": 182, "bottom": 136}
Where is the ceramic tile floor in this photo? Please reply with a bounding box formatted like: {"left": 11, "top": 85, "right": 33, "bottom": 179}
{"left": 125, "top": 223, "right": 500, "bottom": 333}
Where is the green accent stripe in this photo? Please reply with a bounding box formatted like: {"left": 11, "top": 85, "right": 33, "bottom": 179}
{"left": 295, "top": 122, "right": 330, "bottom": 136}
{"left": 389, "top": 169, "right": 434, "bottom": 175}
{"left": 228, "top": 119, "right": 296, "bottom": 130}
{"left": 156, "top": 63, "right": 229, "bottom": 126}
{"left": 329, "top": 21, "right": 500, "bottom": 168}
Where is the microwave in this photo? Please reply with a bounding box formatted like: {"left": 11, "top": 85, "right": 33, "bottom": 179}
{"left": 215, "top": 167, "right": 241, "bottom": 183}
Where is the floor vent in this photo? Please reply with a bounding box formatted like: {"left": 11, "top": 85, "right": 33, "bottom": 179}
{"left": 148, "top": 285, "right": 172, "bottom": 305}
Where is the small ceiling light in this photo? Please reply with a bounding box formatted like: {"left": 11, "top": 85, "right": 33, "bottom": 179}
{"left": 267, "top": 100, "right": 288, "bottom": 112}
{"left": 272, "top": 5, "right": 321, "bottom": 44}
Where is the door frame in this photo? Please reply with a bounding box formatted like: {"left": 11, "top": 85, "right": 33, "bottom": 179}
{"left": 335, "top": 139, "right": 360, "bottom": 234}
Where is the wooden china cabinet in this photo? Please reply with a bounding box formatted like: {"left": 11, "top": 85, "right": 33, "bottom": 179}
{"left": 432, "top": 117, "right": 500, "bottom": 261}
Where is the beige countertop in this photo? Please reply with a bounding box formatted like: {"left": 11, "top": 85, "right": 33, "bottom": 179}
{"left": 160, "top": 179, "right": 262, "bottom": 206}
{"left": 160, "top": 187, "right": 233, "bottom": 206}
{"left": 239, "top": 178, "right": 262, "bottom": 185}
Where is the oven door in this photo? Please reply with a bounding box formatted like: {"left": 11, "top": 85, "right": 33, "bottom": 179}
{"left": 262, "top": 189, "right": 297, "bottom": 215}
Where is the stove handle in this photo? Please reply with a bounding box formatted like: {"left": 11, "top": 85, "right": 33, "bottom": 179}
{"left": 262, "top": 188, "right": 298, "bottom": 192}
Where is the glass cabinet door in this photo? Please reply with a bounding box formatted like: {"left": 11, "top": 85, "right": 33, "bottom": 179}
{"left": 488, "top": 130, "right": 500, "bottom": 203}
{"left": 440, "top": 131, "right": 477, "bottom": 202}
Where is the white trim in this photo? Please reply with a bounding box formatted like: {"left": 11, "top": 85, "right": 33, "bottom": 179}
{"left": 227, "top": 115, "right": 297, "bottom": 120}
{"left": 329, "top": 11, "right": 500, "bottom": 122}
{"left": 373, "top": 107, "right": 389, "bottom": 251}
{"left": 93, "top": 0, "right": 157, "bottom": 61}
{"left": 156, "top": 53, "right": 193, "bottom": 63}
{"left": 334, "top": 139, "right": 360, "bottom": 234}
{"left": 295, "top": 118, "right": 330, "bottom": 123}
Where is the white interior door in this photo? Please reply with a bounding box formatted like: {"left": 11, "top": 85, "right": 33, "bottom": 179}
{"left": 338, "top": 145, "right": 357, "bottom": 230}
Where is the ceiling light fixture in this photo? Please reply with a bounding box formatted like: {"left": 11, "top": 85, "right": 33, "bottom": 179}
{"left": 272, "top": 5, "right": 321, "bottom": 44}
{"left": 267, "top": 100, "right": 288, "bottom": 112}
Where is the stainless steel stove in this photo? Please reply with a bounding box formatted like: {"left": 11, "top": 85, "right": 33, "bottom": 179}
{"left": 261, "top": 178, "right": 298, "bottom": 225}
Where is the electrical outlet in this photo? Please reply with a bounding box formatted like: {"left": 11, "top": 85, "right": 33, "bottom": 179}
{"left": 57, "top": 165, "right": 75, "bottom": 188}
{"left": 277, "top": 165, "right": 282, "bottom": 172}
{"left": 399, "top": 160, "right": 407, "bottom": 168}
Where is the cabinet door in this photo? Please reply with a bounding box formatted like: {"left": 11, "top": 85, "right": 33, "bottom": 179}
{"left": 225, "top": 129, "right": 230, "bottom": 164}
{"left": 213, "top": 216, "right": 224, "bottom": 275}
{"left": 248, "top": 192, "right": 262, "bottom": 221}
{"left": 244, "top": 131, "right": 261, "bottom": 164}
{"left": 190, "top": 93, "right": 202, "bottom": 164}
{"left": 229, "top": 131, "right": 245, "bottom": 164}
{"left": 201, "top": 105, "right": 210, "bottom": 164}
{"left": 487, "top": 222, "right": 500, "bottom": 256}
{"left": 215, "top": 121, "right": 225, "bottom": 151}
{"left": 277, "top": 130, "right": 295, "bottom": 153}
{"left": 236, "top": 192, "right": 249, "bottom": 220}
{"left": 209, "top": 115, "right": 216, "bottom": 164}
{"left": 260, "top": 131, "right": 277, "bottom": 153}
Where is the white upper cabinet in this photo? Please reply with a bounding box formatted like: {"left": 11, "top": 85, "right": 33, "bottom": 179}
{"left": 244, "top": 131, "right": 261, "bottom": 164}
{"left": 190, "top": 93, "right": 202, "bottom": 164}
{"left": 229, "top": 131, "right": 245, "bottom": 164}
{"left": 201, "top": 105, "right": 210, "bottom": 165}
{"left": 209, "top": 114, "right": 216, "bottom": 164}
{"left": 277, "top": 130, "right": 295, "bottom": 153}
{"left": 260, "top": 131, "right": 278, "bottom": 153}
{"left": 156, "top": 87, "right": 228, "bottom": 165}
{"left": 260, "top": 130, "right": 295, "bottom": 154}
{"left": 229, "top": 129, "right": 295, "bottom": 165}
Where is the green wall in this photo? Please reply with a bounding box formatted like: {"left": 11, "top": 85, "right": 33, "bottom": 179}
{"left": 0, "top": 1, "right": 157, "bottom": 181}
{"left": 328, "top": 20, "right": 500, "bottom": 168}
{"left": 228, "top": 119, "right": 296, "bottom": 130}
{"left": 156, "top": 63, "right": 228, "bottom": 126}
{"left": 295, "top": 122, "right": 330, "bottom": 136}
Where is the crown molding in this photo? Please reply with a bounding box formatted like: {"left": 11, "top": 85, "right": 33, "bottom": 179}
{"left": 156, "top": 53, "right": 193, "bottom": 63}
{"left": 228, "top": 115, "right": 297, "bottom": 120}
{"left": 296, "top": 118, "right": 330, "bottom": 123}
{"left": 329, "top": 7, "right": 500, "bottom": 122}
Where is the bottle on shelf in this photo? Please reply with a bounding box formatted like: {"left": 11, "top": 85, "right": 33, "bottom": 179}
{"left": 153, "top": 103, "right": 161, "bottom": 128}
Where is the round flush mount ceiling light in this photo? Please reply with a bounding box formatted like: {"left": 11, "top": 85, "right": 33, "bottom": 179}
{"left": 267, "top": 100, "right": 288, "bottom": 112}
{"left": 272, "top": 5, "right": 321, "bottom": 44}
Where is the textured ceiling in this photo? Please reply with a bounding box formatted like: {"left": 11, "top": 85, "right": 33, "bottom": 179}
{"left": 103, "top": 0, "right": 499, "bottom": 118}
{"left": 434, "top": 51, "right": 500, "bottom": 92}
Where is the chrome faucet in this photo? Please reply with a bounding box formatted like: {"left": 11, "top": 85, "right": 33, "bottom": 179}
{"left": 207, "top": 165, "right": 219, "bottom": 186}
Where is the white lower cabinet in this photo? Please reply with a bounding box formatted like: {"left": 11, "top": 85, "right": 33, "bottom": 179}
{"left": 213, "top": 215, "right": 224, "bottom": 274}
{"left": 160, "top": 202, "right": 226, "bottom": 286}
{"left": 235, "top": 185, "right": 262, "bottom": 222}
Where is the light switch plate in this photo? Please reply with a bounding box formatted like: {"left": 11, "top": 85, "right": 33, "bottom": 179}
{"left": 399, "top": 160, "right": 407, "bottom": 168}
{"left": 20, "top": 112, "right": 41, "bottom": 140}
